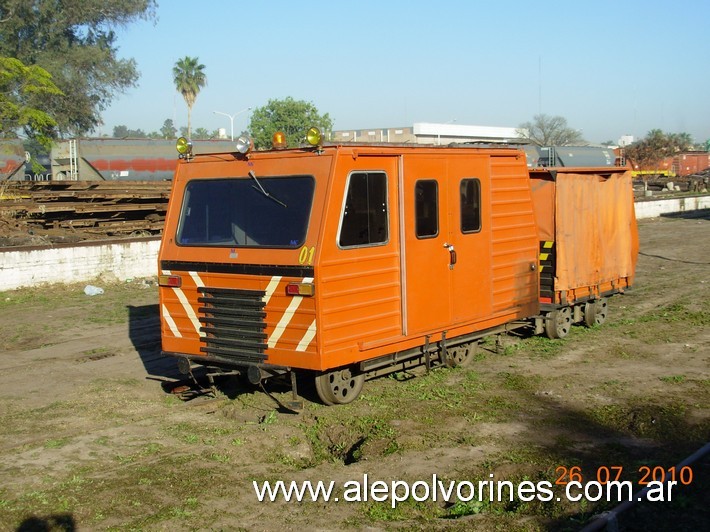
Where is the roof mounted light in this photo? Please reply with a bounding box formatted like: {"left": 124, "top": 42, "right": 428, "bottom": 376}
{"left": 176, "top": 137, "right": 192, "bottom": 158}
{"left": 235, "top": 134, "right": 254, "bottom": 155}
{"left": 272, "top": 131, "right": 287, "bottom": 149}
{"left": 306, "top": 126, "right": 322, "bottom": 147}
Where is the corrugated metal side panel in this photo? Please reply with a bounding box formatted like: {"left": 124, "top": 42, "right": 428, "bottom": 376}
{"left": 489, "top": 156, "right": 539, "bottom": 313}
{"left": 318, "top": 250, "right": 402, "bottom": 366}
{"left": 554, "top": 171, "right": 638, "bottom": 292}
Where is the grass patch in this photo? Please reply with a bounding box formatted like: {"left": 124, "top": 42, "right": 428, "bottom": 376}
{"left": 659, "top": 375, "right": 686, "bottom": 384}
{"left": 585, "top": 400, "right": 701, "bottom": 441}
{"left": 44, "top": 438, "right": 71, "bottom": 449}
{"left": 499, "top": 372, "right": 542, "bottom": 392}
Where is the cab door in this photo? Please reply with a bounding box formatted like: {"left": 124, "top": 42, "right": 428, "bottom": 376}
{"left": 402, "top": 157, "right": 452, "bottom": 335}
{"left": 402, "top": 155, "right": 491, "bottom": 336}
{"left": 447, "top": 158, "right": 492, "bottom": 323}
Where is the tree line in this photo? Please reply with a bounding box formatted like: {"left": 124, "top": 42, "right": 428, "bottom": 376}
{"left": 1, "top": 1, "right": 704, "bottom": 165}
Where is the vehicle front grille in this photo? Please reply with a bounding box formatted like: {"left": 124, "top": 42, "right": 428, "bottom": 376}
{"left": 197, "top": 287, "right": 267, "bottom": 364}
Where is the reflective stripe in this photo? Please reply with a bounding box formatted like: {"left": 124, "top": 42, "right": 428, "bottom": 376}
{"left": 162, "top": 304, "right": 181, "bottom": 338}
{"left": 162, "top": 269, "right": 203, "bottom": 337}
{"left": 174, "top": 286, "right": 204, "bottom": 337}
{"left": 189, "top": 271, "right": 204, "bottom": 288}
{"left": 268, "top": 277, "right": 313, "bottom": 349}
{"left": 263, "top": 276, "right": 282, "bottom": 305}
{"left": 296, "top": 319, "right": 317, "bottom": 352}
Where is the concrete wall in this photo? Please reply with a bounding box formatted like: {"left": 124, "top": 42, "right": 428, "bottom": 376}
{"left": 1, "top": 196, "right": 708, "bottom": 291}
{"left": 0, "top": 238, "right": 161, "bottom": 291}
{"left": 635, "top": 195, "right": 710, "bottom": 219}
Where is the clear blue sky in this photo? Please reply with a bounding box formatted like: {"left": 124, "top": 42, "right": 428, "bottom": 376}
{"left": 100, "top": 0, "right": 710, "bottom": 144}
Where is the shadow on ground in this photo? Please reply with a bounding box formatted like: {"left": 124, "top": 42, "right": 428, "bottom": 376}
{"left": 127, "top": 304, "right": 180, "bottom": 381}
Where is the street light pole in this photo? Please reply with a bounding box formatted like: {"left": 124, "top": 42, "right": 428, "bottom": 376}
{"left": 213, "top": 107, "right": 252, "bottom": 141}
{"left": 437, "top": 119, "right": 456, "bottom": 145}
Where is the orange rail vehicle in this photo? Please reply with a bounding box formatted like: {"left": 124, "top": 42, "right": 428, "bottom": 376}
{"left": 158, "top": 130, "right": 638, "bottom": 406}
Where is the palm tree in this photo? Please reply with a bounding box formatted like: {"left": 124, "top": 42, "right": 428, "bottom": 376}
{"left": 172, "top": 57, "right": 206, "bottom": 139}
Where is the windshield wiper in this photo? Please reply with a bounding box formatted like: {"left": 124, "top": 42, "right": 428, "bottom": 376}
{"left": 249, "top": 170, "right": 287, "bottom": 208}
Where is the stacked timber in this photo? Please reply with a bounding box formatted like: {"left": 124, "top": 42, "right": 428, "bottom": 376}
{"left": 0, "top": 181, "right": 171, "bottom": 243}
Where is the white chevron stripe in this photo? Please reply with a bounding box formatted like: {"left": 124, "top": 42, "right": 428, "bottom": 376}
{"left": 296, "top": 319, "right": 317, "bottom": 352}
{"left": 161, "top": 304, "right": 181, "bottom": 338}
{"left": 268, "top": 277, "right": 313, "bottom": 349}
{"left": 161, "top": 270, "right": 202, "bottom": 337}
{"left": 262, "top": 276, "right": 282, "bottom": 305}
{"left": 189, "top": 271, "right": 204, "bottom": 288}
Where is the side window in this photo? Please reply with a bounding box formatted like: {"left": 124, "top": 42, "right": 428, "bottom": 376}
{"left": 338, "top": 171, "right": 388, "bottom": 247}
{"left": 415, "top": 180, "right": 438, "bottom": 238}
{"left": 460, "top": 178, "right": 481, "bottom": 233}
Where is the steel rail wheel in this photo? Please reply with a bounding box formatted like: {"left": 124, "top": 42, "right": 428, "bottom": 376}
{"left": 446, "top": 343, "right": 473, "bottom": 367}
{"left": 594, "top": 297, "right": 609, "bottom": 325}
{"left": 544, "top": 307, "right": 572, "bottom": 339}
{"left": 314, "top": 366, "right": 365, "bottom": 405}
{"left": 584, "top": 298, "right": 609, "bottom": 327}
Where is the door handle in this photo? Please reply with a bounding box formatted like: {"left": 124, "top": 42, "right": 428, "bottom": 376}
{"left": 443, "top": 243, "right": 457, "bottom": 269}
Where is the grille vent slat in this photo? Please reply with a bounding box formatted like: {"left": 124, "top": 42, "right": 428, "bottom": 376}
{"left": 198, "top": 287, "right": 267, "bottom": 364}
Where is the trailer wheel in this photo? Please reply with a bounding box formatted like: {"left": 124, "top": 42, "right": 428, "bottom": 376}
{"left": 446, "top": 343, "right": 474, "bottom": 367}
{"left": 544, "top": 307, "right": 572, "bottom": 339}
{"left": 314, "top": 366, "right": 364, "bottom": 405}
{"left": 584, "top": 298, "right": 608, "bottom": 327}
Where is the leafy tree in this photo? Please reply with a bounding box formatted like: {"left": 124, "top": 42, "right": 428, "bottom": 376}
{"left": 249, "top": 97, "right": 332, "bottom": 149}
{"left": 192, "top": 127, "right": 211, "bottom": 140}
{"left": 517, "top": 114, "right": 585, "bottom": 146}
{"left": 112, "top": 125, "right": 147, "bottom": 138}
{"left": 0, "top": 56, "right": 63, "bottom": 149}
{"left": 113, "top": 125, "right": 130, "bottom": 138}
{"left": 172, "top": 56, "right": 206, "bottom": 139}
{"left": 160, "top": 119, "right": 177, "bottom": 139}
{"left": 667, "top": 132, "right": 694, "bottom": 151}
{"left": 624, "top": 129, "right": 695, "bottom": 174}
{"left": 0, "top": 0, "right": 157, "bottom": 136}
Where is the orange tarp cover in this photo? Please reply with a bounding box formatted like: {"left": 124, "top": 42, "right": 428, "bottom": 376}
{"left": 553, "top": 171, "right": 638, "bottom": 292}
{"left": 530, "top": 168, "right": 638, "bottom": 294}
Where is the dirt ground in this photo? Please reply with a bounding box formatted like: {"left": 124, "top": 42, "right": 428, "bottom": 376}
{"left": 0, "top": 214, "right": 708, "bottom": 531}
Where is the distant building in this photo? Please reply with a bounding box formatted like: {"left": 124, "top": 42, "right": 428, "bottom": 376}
{"left": 331, "top": 126, "right": 415, "bottom": 143}
{"left": 331, "top": 123, "right": 523, "bottom": 145}
{"left": 618, "top": 135, "right": 634, "bottom": 147}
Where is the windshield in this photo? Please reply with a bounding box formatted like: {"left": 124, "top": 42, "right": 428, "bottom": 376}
{"left": 177, "top": 176, "right": 315, "bottom": 247}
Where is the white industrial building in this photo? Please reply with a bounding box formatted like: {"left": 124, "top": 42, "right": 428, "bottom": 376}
{"left": 331, "top": 122, "right": 524, "bottom": 145}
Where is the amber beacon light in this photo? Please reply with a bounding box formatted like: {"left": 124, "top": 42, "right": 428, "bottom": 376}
{"left": 272, "top": 131, "right": 288, "bottom": 149}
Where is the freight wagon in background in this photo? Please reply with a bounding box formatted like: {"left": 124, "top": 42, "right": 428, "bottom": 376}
{"left": 522, "top": 145, "right": 619, "bottom": 168}
{"left": 49, "top": 138, "right": 237, "bottom": 181}
{"left": 0, "top": 140, "right": 26, "bottom": 181}
{"left": 629, "top": 151, "right": 710, "bottom": 178}
{"left": 157, "top": 130, "right": 638, "bottom": 406}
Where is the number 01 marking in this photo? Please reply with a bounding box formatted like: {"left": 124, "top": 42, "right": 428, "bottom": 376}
{"left": 298, "top": 245, "right": 315, "bottom": 265}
